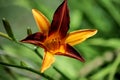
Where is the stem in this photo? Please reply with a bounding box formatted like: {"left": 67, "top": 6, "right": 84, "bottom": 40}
{"left": 34, "top": 47, "right": 43, "bottom": 59}
{"left": 17, "top": 42, "right": 42, "bottom": 58}
{"left": 0, "top": 62, "right": 54, "bottom": 80}
{"left": 0, "top": 32, "right": 12, "bottom": 40}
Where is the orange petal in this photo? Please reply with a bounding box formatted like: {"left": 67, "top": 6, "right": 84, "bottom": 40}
{"left": 32, "top": 9, "right": 50, "bottom": 35}
{"left": 40, "top": 52, "right": 55, "bottom": 73}
{"left": 65, "top": 29, "right": 97, "bottom": 46}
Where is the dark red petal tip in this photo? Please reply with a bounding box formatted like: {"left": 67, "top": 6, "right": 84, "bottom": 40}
{"left": 21, "top": 32, "right": 46, "bottom": 42}
{"left": 49, "top": 0, "right": 70, "bottom": 39}
{"left": 65, "top": 44, "right": 85, "bottom": 62}
{"left": 56, "top": 44, "right": 85, "bottom": 62}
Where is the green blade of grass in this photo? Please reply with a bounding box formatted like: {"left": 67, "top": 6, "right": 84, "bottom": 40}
{"left": 90, "top": 65, "right": 112, "bottom": 80}
{"left": 109, "top": 51, "right": 120, "bottom": 80}
{"left": 99, "top": 0, "right": 120, "bottom": 26}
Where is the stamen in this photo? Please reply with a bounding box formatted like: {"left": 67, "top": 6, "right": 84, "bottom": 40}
{"left": 44, "top": 37, "right": 61, "bottom": 53}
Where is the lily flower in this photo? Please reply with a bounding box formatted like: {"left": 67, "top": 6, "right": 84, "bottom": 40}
{"left": 21, "top": 0, "right": 97, "bottom": 73}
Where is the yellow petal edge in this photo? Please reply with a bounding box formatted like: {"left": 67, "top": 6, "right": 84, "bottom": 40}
{"left": 32, "top": 9, "right": 50, "bottom": 34}
{"left": 65, "top": 29, "right": 97, "bottom": 46}
{"left": 40, "top": 52, "right": 55, "bottom": 73}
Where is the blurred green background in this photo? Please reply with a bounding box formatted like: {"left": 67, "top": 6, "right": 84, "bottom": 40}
{"left": 0, "top": 0, "right": 120, "bottom": 80}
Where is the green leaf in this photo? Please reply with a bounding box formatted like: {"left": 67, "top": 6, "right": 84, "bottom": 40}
{"left": 2, "top": 18, "right": 16, "bottom": 41}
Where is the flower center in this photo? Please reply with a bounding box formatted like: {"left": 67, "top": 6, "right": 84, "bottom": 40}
{"left": 44, "top": 37, "right": 62, "bottom": 53}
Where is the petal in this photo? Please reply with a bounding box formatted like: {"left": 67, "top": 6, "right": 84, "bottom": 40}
{"left": 40, "top": 51, "right": 55, "bottom": 73}
{"left": 20, "top": 32, "right": 45, "bottom": 47}
{"left": 65, "top": 29, "right": 97, "bottom": 46}
{"left": 49, "top": 0, "right": 70, "bottom": 39}
{"left": 56, "top": 44, "right": 85, "bottom": 62}
{"left": 32, "top": 9, "right": 50, "bottom": 35}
